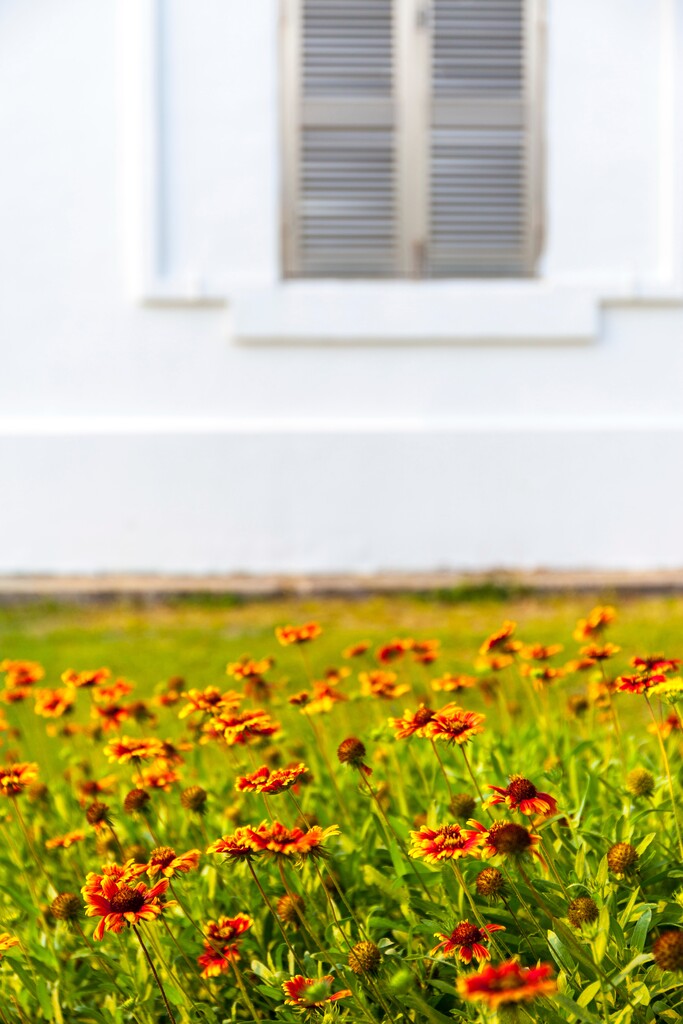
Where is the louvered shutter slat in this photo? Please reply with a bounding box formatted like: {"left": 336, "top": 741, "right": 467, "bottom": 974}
{"left": 426, "top": 0, "right": 535, "bottom": 277}
{"left": 286, "top": 0, "right": 398, "bottom": 277}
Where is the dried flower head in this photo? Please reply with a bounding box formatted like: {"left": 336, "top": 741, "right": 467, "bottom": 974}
{"left": 277, "top": 893, "right": 306, "bottom": 928}
{"left": 567, "top": 896, "right": 599, "bottom": 928}
{"left": 476, "top": 867, "right": 505, "bottom": 899}
{"left": 348, "top": 940, "right": 382, "bottom": 975}
{"left": 123, "top": 788, "right": 151, "bottom": 814}
{"left": 50, "top": 893, "right": 82, "bottom": 922}
{"left": 607, "top": 842, "right": 638, "bottom": 876}
{"left": 337, "top": 737, "right": 371, "bottom": 774}
{"left": 181, "top": 785, "right": 208, "bottom": 813}
{"left": 450, "top": 792, "right": 477, "bottom": 820}
{"left": 652, "top": 931, "right": 683, "bottom": 972}
{"left": 626, "top": 768, "right": 655, "bottom": 798}
{"left": 85, "top": 801, "right": 111, "bottom": 829}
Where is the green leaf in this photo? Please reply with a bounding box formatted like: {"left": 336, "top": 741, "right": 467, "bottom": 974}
{"left": 547, "top": 931, "right": 577, "bottom": 974}
{"left": 630, "top": 908, "right": 652, "bottom": 952}
{"left": 554, "top": 993, "right": 604, "bottom": 1023}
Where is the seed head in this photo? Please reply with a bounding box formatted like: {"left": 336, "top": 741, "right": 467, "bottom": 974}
{"left": 50, "top": 893, "right": 82, "bottom": 922}
{"left": 626, "top": 768, "right": 655, "bottom": 798}
{"left": 507, "top": 777, "right": 537, "bottom": 802}
{"left": 85, "top": 800, "right": 110, "bottom": 827}
{"left": 487, "top": 821, "right": 532, "bottom": 855}
{"left": 277, "top": 893, "right": 306, "bottom": 927}
{"left": 123, "top": 788, "right": 150, "bottom": 814}
{"left": 567, "top": 896, "right": 599, "bottom": 928}
{"left": 348, "top": 940, "right": 382, "bottom": 976}
{"left": 449, "top": 792, "right": 476, "bottom": 820}
{"left": 652, "top": 930, "right": 683, "bottom": 972}
{"left": 109, "top": 885, "right": 145, "bottom": 914}
{"left": 27, "top": 781, "right": 49, "bottom": 804}
{"left": 181, "top": 785, "right": 207, "bottom": 813}
{"left": 475, "top": 867, "right": 504, "bottom": 899}
{"left": 337, "top": 737, "right": 367, "bottom": 768}
{"left": 607, "top": 842, "right": 638, "bottom": 875}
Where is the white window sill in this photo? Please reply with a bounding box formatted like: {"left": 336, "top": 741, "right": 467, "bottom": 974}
{"left": 231, "top": 281, "right": 599, "bottom": 346}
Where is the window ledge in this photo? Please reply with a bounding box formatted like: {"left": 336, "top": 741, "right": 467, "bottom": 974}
{"left": 231, "top": 281, "right": 598, "bottom": 346}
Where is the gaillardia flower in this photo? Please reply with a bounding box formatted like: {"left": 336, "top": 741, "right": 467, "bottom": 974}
{"left": 246, "top": 821, "right": 340, "bottom": 859}
{"left": 485, "top": 776, "right": 558, "bottom": 817}
{"left": 457, "top": 961, "right": 556, "bottom": 1010}
{"left": 147, "top": 846, "right": 200, "bottom": 879}
{"left": 0, "top": 933, "right": 20, "bottom": 958}
{"left": 390, "top": 705, "right": 435, "bottom": 739}
{"left": 82, "top": 874, "right": 173, "bottom": 941}
{"left": 409, "top": 824, "right": 481, "bottom": 863}
{"left": 468, "top": 821, "right": 544, "bottom": 864}
{"left": 235, "top": 763, "right": 308, "bottom": 795}
{"left": 197, "top": 914, "right": 252, "bottom": 977}
{"left": 428, "top": 704, "right": 485, "bottom": 746}
{"left": 282, "top": 975, "right": 351, "bottom": 1008}
{"left": 275, "top": 622, "right": 322, "bottom": 646}
{"left": 432, "top": 920, "right": 505, "bottom": 963}
{"left": 0, "top": 762, "right": 39, "bottom": 797}
{"left": 479, "top": 621, "right": 523, "bottom": 656}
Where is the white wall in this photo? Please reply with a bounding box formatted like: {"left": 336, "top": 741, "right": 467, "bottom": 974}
{"left": 1, "top": 0, "right": 683, "bottom": 573}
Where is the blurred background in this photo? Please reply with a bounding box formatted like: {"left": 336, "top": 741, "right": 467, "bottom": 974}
{"left": 1, "top": 0, "right": 682, "bottom": 580}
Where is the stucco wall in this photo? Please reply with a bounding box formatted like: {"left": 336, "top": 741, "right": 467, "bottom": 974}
{"left": 1, "top": 0, "right": 682, "bottom": 572}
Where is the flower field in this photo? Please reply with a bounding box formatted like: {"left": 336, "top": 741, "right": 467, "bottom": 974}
{"left": 0, "top": 597, "right": 681, "bottom": 1023}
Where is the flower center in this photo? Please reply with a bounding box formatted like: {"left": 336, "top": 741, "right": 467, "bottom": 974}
{"left": 109, "top": 885, "right": 145, "bottom": 913}
{"left": 413, "top": 707, "right": 435, "bottom": 726}
{"left": 508, "top": 777, "right": 537, "bottom": 801}
{"left": 488, "top": 822, "right": 532, "bottom": 854}
{"left": 150, "top": 846, "right": 176, "bottom": 868}
{"left": 452, "top": 922, "right": 482, "bottom": 946}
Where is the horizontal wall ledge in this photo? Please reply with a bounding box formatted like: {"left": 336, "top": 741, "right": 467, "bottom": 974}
{"left": 2, "top": 426, "right": 683, "bottom": 573}
{"left": 231, "top": 281, "right": 599, "bottom": 346}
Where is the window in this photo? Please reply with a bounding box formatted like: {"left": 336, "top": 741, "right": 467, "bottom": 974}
{"left": 281, "top": 0, "right": 544, "bottom": 279}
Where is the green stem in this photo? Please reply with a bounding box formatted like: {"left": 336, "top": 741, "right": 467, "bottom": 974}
{"left": 133, "top": 924, "right": 178, "bottom": 1024}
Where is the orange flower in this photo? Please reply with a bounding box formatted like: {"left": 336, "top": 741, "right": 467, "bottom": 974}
{"left": 0, "top": 762, "right": 38, "bottom": 797}
{"left": 573, "top": 606, "right": 616, "bottom": 642}
{"left": 226, "top": 658, "right": 273, "bottom": 680}
{"left": 409, "top": 824, "right": 482, "bottom": 863}
{"left": 377, "top": 639, "right": 413, "bottom": 663}
{"left": 178, "top": 687, "right": 242, "bottom": 720}
{"left": 300, "top": 681, "right": 347, "bottom": 715}
{"left": 104, "top": 737, "right": 165, "bottom": 764}
{"left": 147, "top": 846, "right": 200, "bottom": 879}
{"left": 207, "top": 827, "right": 260, "bottom": 861}
{"left": 0, "top": 687, "right": 33, "bottom": 704}
{"left": 46, "top": 829, "right": 86, "bottom": 850}
{"left": 520, "top": 665, "right": 565, "bottom": 691}
{"left": 458, "top": 961, "right": 556, "bottom": 1009}
{"left": 93, "top": 704, "right": 131, "bottom": 731}
{"left": 431, "top": 673, "right": 476, "bottom": 693}
{"left": 283, "top": 975, "right": 352, "bottom": 1008}
{"left": 428, "top": 704, "right": 485, "bottom": 746}
{"left": 235, "top": 763, "right": 308, "bottom": 795}
{"left": 275, "top": 622, "right": 322, "bottom": 646}
{"left": 82, "top": 862, "right": 147, "bottom": 899}
{"left": 485, "top": 776, "right": 558, "bottom": 817}
{"left": 134, "top": 765, "right": 180, "bottom": 790}
{"left": 579, "top": 643, "right": 620, "bottom": 661}
{"left": 475, "top": 654, "right": 514, "bottom": 672}
{"left": 0, "top": 933, "right": 19, "bottom": 958}
{"left": 431, "top": 921, "right": 505, "bottom": 964}
{"left": 197, "top": 914, "right": 252, "bottom": 977}
{"left": 61, "top": 668, "right": 111, "bottom": 689}
{"left": 648, "top": 712, "right": 681, "bottom": 738}
{"left": 246, "top": 821, "right": 340, "bottom": 859}
{"left": 359, "top": 670, "right": 409, "bottom": 700}
{"left": 520, "top": 643, "right": 563, "bottom": 661}
{"left": 342, "top": 642, "right": 370, "bottom": 659}
{"left": 34, "top": 687, "right": 75, "bottom": 718}
{"left": 412, "top": 640, "right": 441, "bottom": 665}
{"left": 390, "top": 705, "right": 435, "bottom": 739}
{"left": 0, "top": 660, "right": 44, "bottom": 689}
{"left": 468, "top": 820, "right": 544, "bottom": 864}
{"left": 209, "top": 707, "right": 279, "bottom": 746}
{"left": 82, "top": 873, "right": 173, "bottom": 941}
{"left": 617, "top": 674, "right": 666, "bottom": 695}
{"left": 479, "top": 622, "right": 523, "bottom": 656}
{"left": 632, "top": 654, "right": 680, "bottom": 674}
{"left": 78, "top": 775, "right": 118, "bottom": 802}
{"left": 92, "top": 679, "right": 135, "bottom": 704}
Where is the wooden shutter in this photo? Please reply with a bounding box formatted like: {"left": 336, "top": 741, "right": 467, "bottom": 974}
{"left": 282, "top": 0, "right": 399, "bottom": 277}
{"left": 425, "top": 0, "right": 541, "bottom": 277}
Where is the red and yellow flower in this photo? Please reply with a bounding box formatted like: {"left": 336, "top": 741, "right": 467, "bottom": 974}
{"left": 235, "top": 763, "right": 308, "bottom": 795}
{"left": 457, "top": 961, "right": 556, "bottom": 1009}
{"left": 61, "top": 668, "right": 111, "bottom": 689}
{"left": 275, "top": 622, "right": 321, "bottom": 646}
{"left": 468, "top": 820, "right": 544, "bottom": 864}
{"left": 197, "top": 914, "right": 252, "bottom": 977}
{"left": 409, "top": 824, "right": 482, "bottom": 863}
{"left": 431, "top": 920, "right": 505, "bottom": 964}
{"left": 431, "top": 673, "right": 476, "bottom": 693}
{"left": 485, "top": 776, "right": 558, "bottom": 817}
{"left": 428, "top": 704, "right": 485, "bottom": 746}
{"left": 282, "top": 975, "right": 351, "bottom": 1008}
{"left": 1, "top": 660, "right": 45, "bottom": 688}
{"left": 34, "top": 688, "right": 75, "bottom": 718}
{"left": 0, "top": 934, "right": 20, "bottom": 958}
{"left": 479, "top": 622, "right": 523, "bottom": 657}
{"left": 573, "top": 606, "right": 616, "bottom": 642}
{"left": 147, "top": 846, "right": 200, "bottom": 879}
{"left": 246, "top": 821, "right": 340, "bottom": 859}
{"left": 82, "top": 873, "right": 173, "bottom": 941}
{"left": 226, "top": 657, "right": 273, "bottom": 680}
{"left": 207, "top": 827, "right": 261, "bottom": 861}
{"left": 104, "top": 737, "right": 166, "bottom": 764}
{"left": 178, "top": 687, "right": 242, "bottom": 720}
{"left": 0, "top": 762, "right": 39, "bottom": 797}
{"left": 46, "top": 829, "right": 86, "bottom": 850}
{"left": 359, "top": 670, "right": 409, "bottom": 700}
{"left": 390, "top": 705, "right": 435, "bottom": 739}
